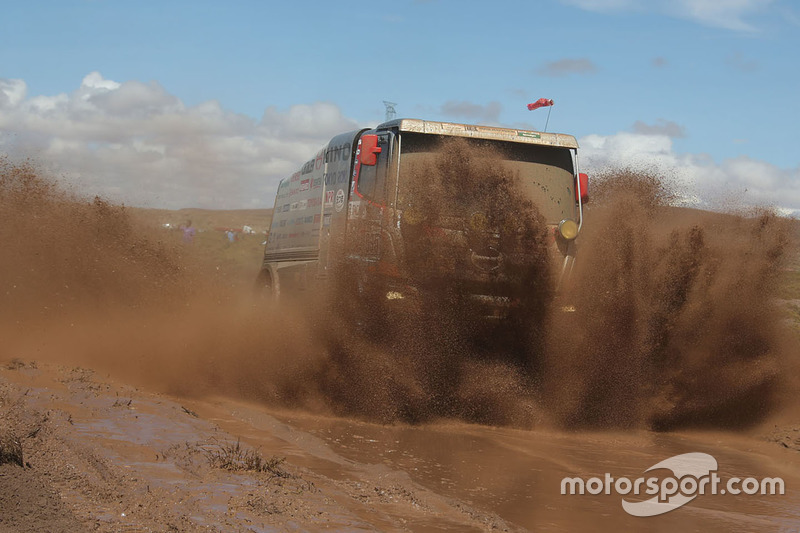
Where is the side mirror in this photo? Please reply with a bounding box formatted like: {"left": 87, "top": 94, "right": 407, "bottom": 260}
{"left": 576, "top": 173, "right": 589, "bottom": 203}
{"left": 359, "top": 134, "right": 382, "bottom": 166}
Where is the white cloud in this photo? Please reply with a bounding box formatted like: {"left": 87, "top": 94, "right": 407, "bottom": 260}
{"left": 0, "top": 73, "right": 360, "bottom": 209}
{"left": 669, "top": 0, "right": 773, "bottom": 31}
{"left": 0, "top": 78, "right": 26, "bottom": 108}
{"left": 81, "top": 71, "right": 121, "bottom": 91}
{"left": 3, "top": 72, "right": 796, "bottom": 216}
{"left": 577, "top": 130, "right": 800, "bottom": 215}
{"left": 260, "top": 102, "right": 359, "bottom": 140}
{"left": 560, "top": 0, "right": 774, "bottom": 31}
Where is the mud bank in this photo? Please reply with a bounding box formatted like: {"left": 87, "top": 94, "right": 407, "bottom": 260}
{"left": 2, "top": 360, "right": 800, "bottom": 532}
{"left": 0, "top": 360, "right": 521, "bottom": 532}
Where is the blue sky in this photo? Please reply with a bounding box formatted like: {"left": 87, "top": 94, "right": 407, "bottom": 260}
{"left": 0, "top": 0, "right": 798, "bottom": 210}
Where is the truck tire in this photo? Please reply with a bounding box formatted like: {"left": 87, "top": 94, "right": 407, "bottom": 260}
{"left": 254, "top": 268, "right": 277, "bottom": 302}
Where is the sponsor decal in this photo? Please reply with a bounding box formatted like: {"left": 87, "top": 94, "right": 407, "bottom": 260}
{"left": 324, "top": 142, "right": 351, "bottom": 163}
{"left": 324, "top": 170, "right": 348, "bottom": 186}
{"left": 301, "top": 159, "right": 315, "bottom": 175}
{"left": 334, "top": 189, "right": 346, "bottom": 212}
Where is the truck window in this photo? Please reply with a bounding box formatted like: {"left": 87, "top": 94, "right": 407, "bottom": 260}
{"left": 398, "top": 133, "right": 576, "bottom": 224}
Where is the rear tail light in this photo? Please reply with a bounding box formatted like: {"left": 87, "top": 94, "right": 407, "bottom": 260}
{"left": 576, "top": 172, "right": 589, "bottom": 203}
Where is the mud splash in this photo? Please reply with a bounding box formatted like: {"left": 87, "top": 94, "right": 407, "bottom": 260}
{"left": 0, "top": 157, "right": 189, "bottom": 320}
{"left": 316, "top": 138, "right": 553, "bottom": 425}
{"left": 545, "top": 169, "right": 795, "bottom": 430}
{"left": 0, "top": 155, "right": 796, "bottom": 432}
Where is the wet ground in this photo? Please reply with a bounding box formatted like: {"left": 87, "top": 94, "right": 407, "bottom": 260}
{"left": 2, "top": 359, "right": 799, "bottom": 532}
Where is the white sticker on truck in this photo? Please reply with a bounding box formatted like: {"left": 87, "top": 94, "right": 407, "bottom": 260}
{"left": 334, "top": 189, "right": 345, "bottom": 212}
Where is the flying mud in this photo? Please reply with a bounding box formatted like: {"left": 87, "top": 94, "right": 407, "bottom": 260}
{"left": 0, "top": 153, "right": 796, "bottom": 433}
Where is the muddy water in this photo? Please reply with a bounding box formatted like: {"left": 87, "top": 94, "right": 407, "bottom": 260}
{"left": 10, "top": 360, "right": 800, "bottom": 531}
{"left": 179, "top": 398, "right": 800, "bottom": 532}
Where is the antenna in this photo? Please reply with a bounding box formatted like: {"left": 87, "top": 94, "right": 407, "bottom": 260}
{"left": 383, "top": 101, "right": 397, "bottom": 122}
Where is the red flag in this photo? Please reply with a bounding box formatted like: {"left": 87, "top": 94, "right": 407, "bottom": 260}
{"left": 527, "top": 98, "right": 554, "bottom": 111}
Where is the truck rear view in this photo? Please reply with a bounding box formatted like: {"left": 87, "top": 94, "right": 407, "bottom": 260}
{"left": 259, "top": 119, "right": 587, "bottom": 324}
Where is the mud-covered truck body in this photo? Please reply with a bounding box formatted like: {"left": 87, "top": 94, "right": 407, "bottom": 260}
{"left": 258, "top": 118, "right": 587, "bottom": 311}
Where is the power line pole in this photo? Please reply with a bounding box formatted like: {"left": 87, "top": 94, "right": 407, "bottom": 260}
{"left": 383, "top": 101, "right": 397, "bottom": 122}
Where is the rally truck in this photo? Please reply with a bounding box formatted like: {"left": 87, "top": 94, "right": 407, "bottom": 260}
{"left": 256, "top": 118, "right": 587, "bottom": 318}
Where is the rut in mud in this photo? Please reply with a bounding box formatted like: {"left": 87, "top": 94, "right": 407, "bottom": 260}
{"left": 0, "top": 154, "right": 796, "bottom": 431}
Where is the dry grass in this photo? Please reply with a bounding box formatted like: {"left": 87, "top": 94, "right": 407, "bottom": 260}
{"left": 203, "top": 439, "right": 289, "bottom": 477}
{"left": 5, "top": 359, "right": 36, "bottom": 371}
{"left": 0, "top": 433, "right": 23, "bottom": 467}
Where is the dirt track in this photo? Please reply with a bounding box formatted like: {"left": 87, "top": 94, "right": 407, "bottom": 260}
{"left": 2, "top": 359, "right": 800, "bottom": 532}
{"left": 0, "top": 360, "right": 520, "bottom": 532}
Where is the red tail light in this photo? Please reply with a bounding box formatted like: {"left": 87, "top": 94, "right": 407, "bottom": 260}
{"left": 575, "top": 173, "right": 589, "bottom": 203}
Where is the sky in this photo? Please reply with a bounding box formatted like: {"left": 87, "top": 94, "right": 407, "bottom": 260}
{"left": 0, "top": 0, "right": 798, "bottom": 212}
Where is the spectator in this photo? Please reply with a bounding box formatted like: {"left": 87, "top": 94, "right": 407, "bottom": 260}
{"left": 181, "top": 220, "right": 196, "bottom": 244}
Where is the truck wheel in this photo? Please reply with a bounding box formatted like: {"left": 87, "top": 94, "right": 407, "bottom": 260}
{"left": 254, "top": 269, "right": 276, "bottom": 302}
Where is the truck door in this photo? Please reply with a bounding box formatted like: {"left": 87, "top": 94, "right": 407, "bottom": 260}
{"left": 348, "top": 131, "right": 395, "bottom": 263}
{"left": 316, "top": 131, "right": 364, "bottom": 278}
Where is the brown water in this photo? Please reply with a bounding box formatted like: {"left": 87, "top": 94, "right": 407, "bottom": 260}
{"left": 9, "top": 359, "right": 800, "bottom": 531}
{"left": 253, "top": 409, "right": 800, "bottom": 532}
